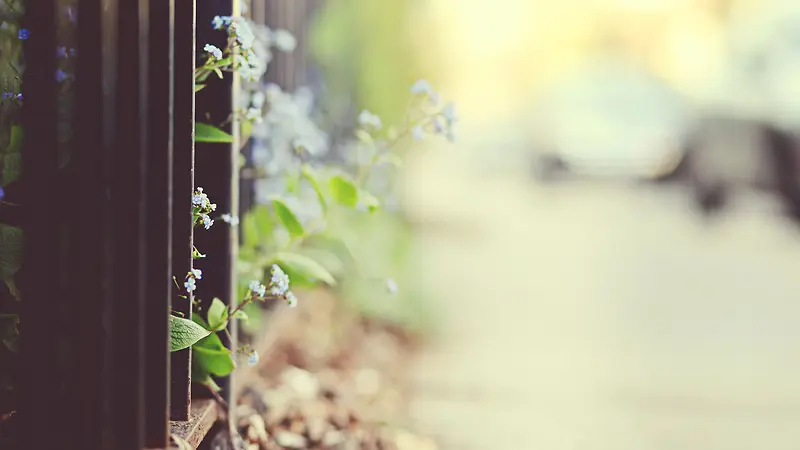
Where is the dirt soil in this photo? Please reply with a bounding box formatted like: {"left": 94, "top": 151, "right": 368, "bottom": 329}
{"left": 222, "top": 290, "right": 437, "bottom": 450}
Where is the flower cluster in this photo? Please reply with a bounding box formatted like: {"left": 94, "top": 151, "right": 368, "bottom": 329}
{"left": 202, "top": 16, "right": 294, "bottom": 85}
{"left": 246, "top": 264, "right": 297, "bottom": 308}
{"left": 184, "top": 268, "right": 202, "bottom": 293}
{"left": 249, "top": 84, "right": 329, "bottom": 179}
{"left": 408, "top": 79, "right": 457, "bottom": 143}
{"left": 220, "top": 213, "right": 240, "bottom": 226}
{"left": 358, "top": 110, "right": 383, "bottom": 131}
{"left": 191, "top": 187, "right": 216, "bottom": 230}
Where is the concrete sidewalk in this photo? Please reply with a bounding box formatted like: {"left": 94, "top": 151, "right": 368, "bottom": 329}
{"left": 400, "top": 145, "right": 800, "bottom": 450}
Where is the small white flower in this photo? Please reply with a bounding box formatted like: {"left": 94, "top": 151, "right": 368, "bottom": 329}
{"left": 410, "top": 79, "right": 431, "bottom": 94}
{"left": 210, "top": 203, "right": 217, "bottom": 211}
{"left": 268, "top": 264, "right": 290, "bottom": 296}
{"left": 285, "top": 291, "right": 297, "bottom": 308}
{"left": 202, "top": 214, "right": 214, "bottom": 230}
{"left": 211, "top": 15, "right": 232, "bottom": 30}
{"left": 410, "top": 79, "right": 440, "bottom": 105}
{"left": 184, "top": 277, "right": 196, "bottom": 292}
{"left": 190, "top": 268, "right": 202, "bottom": 280}
{"left": 247, "top": 350, "right": 259, "bottom": 366}
{"left": 358, "top": 110, "right": 382, "bottom": 130}
{"left": 251, "top": 91, "right": 266, "bottom": 109}
{"left": 229, "top": 18, "right": 255, "bottom": 50}
{"left": 245, "top": 107, "right": 262, "bottom": 123}
{"left": 386, "top": 278, "right": 399, "bottom": 295}
{"left": 411, "top": 125, "right": 425, "bottom": 141}
{"left": 272, "top": 29, "right": 297, "bottom": 52}
{"left": 248, "top": 280, "right": 266, "bottom": 297}
{"left": 221, "top": 213, "right": 240, "bottom": 226}
{"left": 203, "top": 44, "right": 223, "bottom": 60}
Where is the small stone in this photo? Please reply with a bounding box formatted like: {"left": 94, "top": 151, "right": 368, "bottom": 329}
{"left": 280, "top": 366, "right": 320, "bottom": 400}
{"left": 305, "top": 418, "right": 328, "bottom": 443}
{"left": 289, "top": 418, "right": 305, "bottom": 435}
{"left": 321, "top": 430, "right": 345, "bottom": 447}
{"left": 329, "top": 407, "right": 350, "bottom": 430}
{"left": 247, "top": 414, "right": 269, "bottom": 446}
{"left": 236, "top": 404, "right": 258, "bottom": 422}
{"left": 274, "top": 431, "right": 308, "bottom": 449}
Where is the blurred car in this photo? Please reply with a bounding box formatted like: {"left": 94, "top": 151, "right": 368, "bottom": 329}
{"left": 528, "top": 57, "right": 694, "bottom": 183}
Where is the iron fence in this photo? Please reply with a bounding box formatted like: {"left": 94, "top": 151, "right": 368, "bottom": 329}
{"left": 13, "top": 0, "right": 320, "bottom": 448}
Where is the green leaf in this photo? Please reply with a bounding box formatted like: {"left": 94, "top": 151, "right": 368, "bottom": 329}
{"left": 0, "top": 224, "right": 23, "bottom": 279}
{"left": 242, "top": 204, "right": 274, "bottom": 248}
{"left": 213, "top": 67, "right": 224, "bottom": 79}
{"left": 354, "top": 129, "right": 373, "bottom": 144}
{"left": 206, "top": 298, "right": 229, "bottom": 332}
{"left": 169, "top": 315, "right": 211, "bottom": 352}
{"left": 301, "top": 165, "right": 327, "bottom": 213}
{"left": 359, "top": 190, "right": 381, "bottom": 212}
{"left": 272, "top": 251, "right": 337, "bottom": 286}
{"left": 328, "top": 175, "right": 358, "bottom": 208}
{"left": 194, "top": 84, "right": 206, "bottom": 93}
{"left": 195, "top": 123, "right": 234, "bottom": 143}
{"left": 2, "top": 151, "right": 21, "bottom": 187}
{"left": 231, "top": 309, "right": 248, "bottom": 322}
{"left": 4, "top": 125, "right": 22, "bottom": 154}
{"left": 4, "top": 278, "right": 19, "bottom": 301}
{"left": 272, "top": 199, "right": 304, "bottom": 237}
{"left": 240, "top": 119, "right": 253, "bottom": 146}
{"left": 193, "top": 345, "right": 235, "bottom": 377}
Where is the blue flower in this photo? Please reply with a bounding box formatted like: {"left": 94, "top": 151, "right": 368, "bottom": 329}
{"left": 201, "top": 214, "right": 213, "bottom": 230}
{"left": 0, "top": 187, "right": 5, "bottom": 202}
{"left": 211, "top": 15, "right": 232, "bottom": 30}
{"left": 55, "top": 69, "right": 67, "bottom": 83}
{"left": 203, "top": 44, "right": 223, "bottom": 60}
{"left": 17, "top": 29, "right": 29, "bottom": 40}
{"left": 247, "top": 350, "right": 259, "bottom": 366}
{"left": 184, "top": 277, "right": 196, "bottom": 293}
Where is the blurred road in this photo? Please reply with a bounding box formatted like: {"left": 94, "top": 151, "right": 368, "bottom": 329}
{"left": 401, "top": 144, "right": 800, "bottom": 450}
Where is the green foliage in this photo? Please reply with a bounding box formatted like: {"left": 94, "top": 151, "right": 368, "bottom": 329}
{"left": 0, "top": 225, "right": 23, "bottom": 282}
{"left": 271, "top": 252, "right": 337, "bottom": 286}
{"left": 328, "top": 175, "right": 359, "bottom": 207}
{"left": 272, "top": 199, "right": 304, "bottom": 237}
{"left": 206, "top": 298, "right": 229, "bottom": 332}
{"left": 169, "top": 315, "right": 211, "bottom": 352}
{"left": 194, "top": 123, "right": 235, "bottom": 143}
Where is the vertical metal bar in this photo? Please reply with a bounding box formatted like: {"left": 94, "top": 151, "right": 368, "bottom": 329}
{"left": 170, "top": 0, "right": 196, "bottom": 421}
{"left": 194, "top": 0, "right": 238, "bottom": 405}
{"left": 110, "top": 0, "right": 147, "bottom": 446}
{"left": 72, "top": 0, "right": 108, "bottom": 447}
{"left": 145, "top": 0, "right": 175, "bottom": 445}
{"left": 18, "top": 0, "right": 61, "bottom": 448}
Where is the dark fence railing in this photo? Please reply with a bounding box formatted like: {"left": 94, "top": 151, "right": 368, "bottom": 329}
{"left": 13, "top": 0, "right": 317, "bottom": 448}
{"left": 18, "top": 0, "right": 195, "bottom": 448}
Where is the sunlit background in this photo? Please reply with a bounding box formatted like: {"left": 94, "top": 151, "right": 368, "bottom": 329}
{"left": 263, "top": 0, "right": 800, "bottom": 447}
